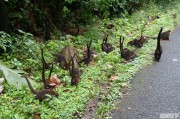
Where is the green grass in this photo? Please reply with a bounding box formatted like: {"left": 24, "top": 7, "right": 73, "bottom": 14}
{"left": 0, "top": 0, "right": 180, "bottom": 119}
{"left": 96, "top": 0, "right": 180, "bottom": 118}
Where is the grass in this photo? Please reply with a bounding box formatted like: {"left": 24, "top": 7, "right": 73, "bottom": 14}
{"left": 0, "top": 0, "right": 180, "bottom": 119}
{"left": 96, "top": 1, "right": 180, "bottom": 118}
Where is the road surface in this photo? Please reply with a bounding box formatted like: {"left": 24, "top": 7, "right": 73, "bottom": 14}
{"left": 111, "top": 27, "right": 180, "bottom": 119}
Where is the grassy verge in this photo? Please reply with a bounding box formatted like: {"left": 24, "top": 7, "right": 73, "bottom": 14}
{"left": 96, "top": 1, "right": 180, "bottom": 118}
{"left": 0, "top": 0, "right": 180, "bottom": 119}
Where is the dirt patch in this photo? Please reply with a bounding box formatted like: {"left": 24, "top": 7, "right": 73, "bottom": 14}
{"left": 80, "top": 82, "right": 111, "bottom": 119}
{"left": 80, "top": 82, "right": 131, "bottom": 119}
{"left": 64, "top": 27, "right": 87, "bottom": 36}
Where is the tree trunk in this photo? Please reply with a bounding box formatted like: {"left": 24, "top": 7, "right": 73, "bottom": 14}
{"left": 0, "top": 0, "right": 9, "bottom": 32}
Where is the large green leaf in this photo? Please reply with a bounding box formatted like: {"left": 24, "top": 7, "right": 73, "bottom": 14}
{"left": 0, "top": 77, "right": 4, "bottom": 93}
{"left": 0, "top": 61, "right": 36, "bottom": 89}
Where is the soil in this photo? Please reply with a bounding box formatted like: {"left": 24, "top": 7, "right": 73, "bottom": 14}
{"left": 81, "top": 82, "right": 111, "bottom": 119}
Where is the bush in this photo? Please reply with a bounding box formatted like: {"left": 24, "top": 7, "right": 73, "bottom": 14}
{"left": 0, "top": 30, "right": 40, "bottom": 70}
{"left": 5, "top": 0, "right": 175, "bottom": 35}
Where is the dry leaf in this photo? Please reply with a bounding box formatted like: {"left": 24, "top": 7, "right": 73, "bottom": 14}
{"left": 55, "top": 46, "right": 80, "bottom": 69}
{"left": 47, "top": 75, "right": 61, "bottom": 88}
{"left": 109, "top": 75, "right": 118, "bottom": 81}
{"left": 89, "top": 61, "right": 96, "bottom": 66}
{"left": 50, "top": 75, "right": 61, "bottom": 84}
{"left": 33, "top": 113, "right": 41, "bottom": 119}
{"left": 91, "top": 52, "right": 98, "bottom": 59}
{"left": 119, "top": 92, "right": 123, "bottom": 97}
{"left": 106, "top": 63, "right": 113, "bottom": 69}
{"left": 62, "top": 89, "right": 72, "bottom": 93}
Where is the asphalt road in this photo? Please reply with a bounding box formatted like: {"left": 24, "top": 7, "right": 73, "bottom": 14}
{"left": 111, "top": 27, "right": 180, "bottom": 119}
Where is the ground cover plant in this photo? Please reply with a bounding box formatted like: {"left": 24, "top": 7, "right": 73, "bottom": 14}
{"left": 0, "top": 0, "right": 180, "bottom": 119}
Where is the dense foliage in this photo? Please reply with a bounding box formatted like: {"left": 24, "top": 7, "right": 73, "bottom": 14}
{"left": 3, "top": 0, "right": 174, "bottom": 35}
{"left": 0, "top": 0, "right": 179, "bottom": 118}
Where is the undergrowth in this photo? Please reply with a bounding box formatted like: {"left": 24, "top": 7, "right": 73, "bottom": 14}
{"left": 0, "top": 0, "right": 180, "bottom": 119}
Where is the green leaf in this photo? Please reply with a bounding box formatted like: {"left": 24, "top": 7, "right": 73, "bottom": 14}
{"left": 0, "top": 77, "right": 4, "bottom": 93}
{"left": 0, "top": 61, "right": 36, "bottom": 89}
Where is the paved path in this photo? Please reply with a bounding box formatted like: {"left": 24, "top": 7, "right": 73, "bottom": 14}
{"left": 111, "top": 27, "right": 180, "bottom": 119}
